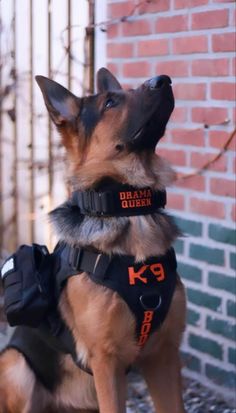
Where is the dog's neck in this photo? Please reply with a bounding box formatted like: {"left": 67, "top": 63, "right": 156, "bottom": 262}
{"left": 50, "top": 178, "right": 179, "bottom": 261}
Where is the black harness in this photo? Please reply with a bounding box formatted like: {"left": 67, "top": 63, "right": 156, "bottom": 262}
{"left": 56, "top": 243, "right": 177, "bottom": 346}
{"left": 1, "top": 183, "right": 178, "bottom": 390}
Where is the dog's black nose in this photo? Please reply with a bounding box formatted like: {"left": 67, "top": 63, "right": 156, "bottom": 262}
{"left": 148, "top": 75, "right": 172, "bottom": 89}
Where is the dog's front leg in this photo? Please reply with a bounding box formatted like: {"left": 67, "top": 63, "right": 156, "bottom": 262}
{"left": 140, "top": 346, "right": 185, "bottom": 413}
{"left": 90, "top": 354, "right": 126, "bottom": 413}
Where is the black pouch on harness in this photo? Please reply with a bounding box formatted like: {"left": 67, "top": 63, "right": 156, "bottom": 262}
{"left": 0, "top": 244, "right": 53, "bottom": 327}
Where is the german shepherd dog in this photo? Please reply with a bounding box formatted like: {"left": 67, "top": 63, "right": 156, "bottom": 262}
{"left": 0, "top": 68, "right": 186, "bottom": 413}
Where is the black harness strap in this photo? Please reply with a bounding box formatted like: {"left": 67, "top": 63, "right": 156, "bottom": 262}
{"left": 8, "top": 326, "right": 62, "bottom": 391}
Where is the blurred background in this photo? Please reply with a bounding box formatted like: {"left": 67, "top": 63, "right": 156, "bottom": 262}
{"left": 0, "top": 0, "right": 235, "bottom": 406}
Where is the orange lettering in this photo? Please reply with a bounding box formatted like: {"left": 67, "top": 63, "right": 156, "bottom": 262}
{"left": 141, "top": 322, "right": 151, "bottom": 335}
{"left": 143, "top": 311, "right": 154, "bottom": 323}
{"left": 139, "top": 190, "right": 147, "bottom": 198}
{"left": 128, "top": 265, "right": 148, "bottom": 285}
{"left": 138, "top": 311, "right": 154, "bottom": 346}
{"left": 150, "top": 263, "right": 165, "bottom": 281}
{"left": 129, "top": 200, "right": 135, "bottom": 208}
{"left": 121, "top": 200, "right": 128, "bottom": 208}
{"left": 138, "top": 334, "right": 148, "bottom": 346}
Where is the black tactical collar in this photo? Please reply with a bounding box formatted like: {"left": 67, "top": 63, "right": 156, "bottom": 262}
{"left": 71, "top": 179, "right": 166, "bottom": 217}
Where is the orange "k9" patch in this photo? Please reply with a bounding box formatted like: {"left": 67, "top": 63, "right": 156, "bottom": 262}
{"left": 128, "top": 263, "right": 165, "bottom": 285}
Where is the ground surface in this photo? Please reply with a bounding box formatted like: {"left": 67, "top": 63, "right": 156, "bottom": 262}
{"left": 127, "top": 372, "right": 236, "bottom": 413}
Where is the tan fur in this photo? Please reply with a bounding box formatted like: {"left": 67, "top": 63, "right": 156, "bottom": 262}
{"left": 0, "top": 71, "right": 186, "bottom": 413}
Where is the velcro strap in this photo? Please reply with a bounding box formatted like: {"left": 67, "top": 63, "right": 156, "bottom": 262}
{"left": 71, "top": 188, "right": 166, "bottom": 217}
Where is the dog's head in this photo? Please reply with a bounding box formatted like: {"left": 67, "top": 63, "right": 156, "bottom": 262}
{"left": 36, "top": 68, "right": 175, "bottom": 190}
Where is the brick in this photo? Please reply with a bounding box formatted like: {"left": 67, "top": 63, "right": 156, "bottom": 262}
{"left": 189, "top": 243, "right": 225, "bottom": 266}
{"left": 107, "top": 62, "right": 119, "bottom": 76}
{"left": 178, "top": 261, "right": 202, "bottom": 282}
{"left": 207, "top": 316, "right": 236, "bottom": 341}
{"left": 107, "top": 24, "right": 119, "bottom": 39}
{"left": 210, "top": 178, "right": 236, "bottom": 198}
{"left": 211, "top": 82, "right": 236, "bottom": 101}
{"left": 155, "top": 15, "right": 188, "bottom": 33}
{"left": 209, "top": 224, "right": 236, "bottom": 246}
{"left": 181, "top": 351, "right": 201, "bottom": 372}
{"left": 187, "top": 308, "right": 201, "bottom": 326}
{"left": 174, "top": 216, "right": 202, "bottom": 236}
{"left": 170, "top": 107, "right": 187, "bottom": 123}
{"left": 173, "top": 83, "right": 206, "bottom": 101}
{"left": 157, "top": 148, "right": 186, "bottom": 166}
{"left": 190, "top": 152, "right": 227, "bottom": 172}
{"left": 174, "top": 0, "right": 208, "bottom": 8}
{"left": 190, "top": 197, "right": 225, "bottom": 219}
{"left": 192, "top": 59, "right": 229, "bottom": 76}
{"left": 192, "top": 107, "right": 228, "bottom": 126}
{"left": 189, "top": 333, "right": 223, "bottom": 360}
{"left": 191, "top": 9, "right": 228, "bottom": 30}
{"left": 176, "top": 175, "right": 205, "bottom": 192}
{"left": 138, "top": 0, "right": 170, "bottom": 13}
{"left": 230, "top": 252, "right": 236, "bottom": 270}
{"left": 172, "top": 35, "right": 208, "bottom": 54}
{"left": 231, "top": 204, "right": 236, "bottom": 222}
{"left": 212, "top": 32, "right": 236, "bottom": 52}
{"left": 122, "top": 82, "right": 134, "bottom": 90}
{"left": 167, "top": 193, "right": 185, "bottom": 210}
{"left": 122, "top": 19, "right": 152, "bottom": 36}
{"left": 228, "top": 348, "right": 236, "bottom": 366}
{"left": 156, "top": 60, "right": 189, "bottom": 78}
{"left": 173, "top": 239, "right": 184, "bottom": 254}
{"left": 187, "top": 288, "right": 222, "bottom": 311}
{"left": 209, "top": 272, "right": 236, "bottom": 295}
{"left": 171, "top": 128, "right": 205, "bottom": 146}
{"left": 206, "top": 364, "right": 236, "bottom": 389}
{"left": 232, "top": 56, "right": 236, "bottom": 76}
{"left": 122, "top": 61, "right": 151, "bottom": 78}
{"left": 107, "top": 42, "right": 134, "bottom": 58}
{"left": 108, "top": 1, "right": 135, "bottom": 19}
{"left": 227, "top": 299, "right": 236, "bottom": 317}
{"left": 137, "top": 39, "right": 169, "bottom": 57}
{"left": 209, "top": 130, "right": 235, "bottom": 150}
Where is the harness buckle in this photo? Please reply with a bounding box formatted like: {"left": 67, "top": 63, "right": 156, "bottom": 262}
{"left": 69, "top": 247, "right": 82, "bottom": 271}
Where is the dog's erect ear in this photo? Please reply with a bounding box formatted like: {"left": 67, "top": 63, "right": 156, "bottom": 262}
{"left": 96, "top": 68, "right": 122, "bottom": 93}
{"left": 35, "top": 76, "right": 80, "bottom": 126}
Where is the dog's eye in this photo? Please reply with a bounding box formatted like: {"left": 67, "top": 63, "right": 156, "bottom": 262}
{"left": 105, "top": 98, "right": 116, "bottom": 109}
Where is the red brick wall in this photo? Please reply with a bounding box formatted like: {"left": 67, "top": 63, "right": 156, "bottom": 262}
{"left": 107, "top": 0, "right": 236, "bottom": 402}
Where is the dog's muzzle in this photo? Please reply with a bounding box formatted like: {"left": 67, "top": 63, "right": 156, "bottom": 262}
{"left": 126, "top": 74, "right": 174, "bottom": 151}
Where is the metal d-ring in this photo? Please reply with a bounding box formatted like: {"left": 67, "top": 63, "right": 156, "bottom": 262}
{"left": 139, "top": 292, "right": 162, "bottom": 311}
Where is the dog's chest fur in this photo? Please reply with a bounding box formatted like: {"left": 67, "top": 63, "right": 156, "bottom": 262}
{"left": 50, "top": 201, "right": 179, "bottom": 261}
